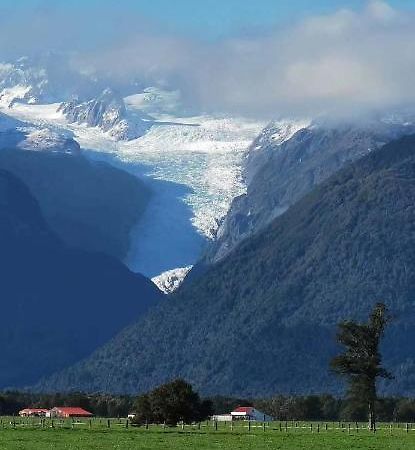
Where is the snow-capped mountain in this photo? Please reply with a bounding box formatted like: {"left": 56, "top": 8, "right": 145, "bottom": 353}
{"left": 0, "top": 112, "right": 80, "bottom": 154}
{"left": 0, "top": 58, "right": 50, "bottom": 106}
{"left": 0, "top": 78, "right": 264, "bottom": 278}
{"left": 0, "top": 54, "right": 108, "bottom": 108}
{"left": 5, "top": 55, "right": 415, "bottom": 282}
{"left": 58, "top": 88, "right": 153, "bottom": 140}
{"left": 16, "top": 128, "right": 80, "bottom": 153}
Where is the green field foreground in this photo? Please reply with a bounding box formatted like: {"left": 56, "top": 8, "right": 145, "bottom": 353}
{"left": 1, "top": 420, "right": 415, "bottom": 450}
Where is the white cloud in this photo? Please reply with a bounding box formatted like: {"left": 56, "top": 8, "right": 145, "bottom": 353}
{"left": 1, "top": 1, "right": 415, "bottom": 119}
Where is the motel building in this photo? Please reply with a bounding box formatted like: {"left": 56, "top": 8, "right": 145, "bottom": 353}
{"left": 212, "top": 406, "right": 273, "bottom": 422}
{"left": 231, "top": 406, "right": 273, "bottom": 422}
{"left": 18, "top": 408, "right": 49, "bottom": 417}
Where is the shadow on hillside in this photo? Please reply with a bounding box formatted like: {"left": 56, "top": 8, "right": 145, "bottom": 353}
{"left": 83, "top": 149, "right": 207, "bottom": 278}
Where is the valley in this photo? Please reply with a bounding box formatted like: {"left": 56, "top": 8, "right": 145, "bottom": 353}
{"left": 0, "top": 95, "right": 264, "bottom": 279}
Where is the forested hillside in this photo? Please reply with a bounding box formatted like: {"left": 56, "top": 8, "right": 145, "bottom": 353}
{"left": 0, "top": 170, "right": 162, "bottom": 388}
{"left": 0, "top": 149, "right": 150, "bottom": 261}
{"left": 205, "top": 121, "right": 415, "bottom": 263}
{"left": 38, "top": 135, "right": 415, "bottom": 396}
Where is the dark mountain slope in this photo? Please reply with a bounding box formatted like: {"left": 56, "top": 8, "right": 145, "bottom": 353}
{"left": 38, "top": 135, "right": 415, "bottom": 396}
{"left": 0, "top": 148, "right": 150, "bottom": 261}
{"left": 205, "top": 120, "right": 415, "bottom": 264}
{"left": 0, "top": 170, "right": 162, "bottom": 388}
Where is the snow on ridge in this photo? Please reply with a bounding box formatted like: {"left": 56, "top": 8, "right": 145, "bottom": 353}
{"left": 269, "top": 119, "right": 311, "bottom": 145}
{"left": 152, "top": 266, "right": 193, "bottom": 294}
{"left": 0, "top": 88, "right": 265, "bottom": 275}
{"left": 58, "top": 88, "right": 152, "bottom": 141}
{"left": 17, "top": 128, "right": 81, "bottom": 154}
{"left": 1, "top": 97, "right": 265, "bottom": 240}
{"left": 125, "top": 87, "right": 181, "bottom": 115}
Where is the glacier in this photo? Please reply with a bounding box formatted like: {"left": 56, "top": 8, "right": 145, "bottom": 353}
{"left": 0, "top": 87, "right": 264, "bottom": 278}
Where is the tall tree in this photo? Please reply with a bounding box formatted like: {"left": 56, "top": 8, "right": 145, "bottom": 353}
{"left": 331, "top": 303, "right": 392, "bottom": 431}
{"left": 133, "top": 379, "right": 213, "bottom": 426}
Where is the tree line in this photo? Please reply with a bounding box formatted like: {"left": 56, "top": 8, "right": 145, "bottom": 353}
{"left": 0, "top": 303, "right": 402, "bottom": 428}
{"left": 2, "top": 389, "right": 415, "bottom": 424}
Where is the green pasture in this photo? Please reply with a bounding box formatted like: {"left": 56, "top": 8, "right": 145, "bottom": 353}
{"left": 0, "top": 418, "right": 415, "bottom": 449}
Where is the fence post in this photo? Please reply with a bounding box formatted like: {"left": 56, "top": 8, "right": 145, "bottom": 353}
{"left": 317, "top": 423, "right": 320, "bottom": 433}
{"left": 248, "top": 420, "right": 251, "bottom": 432}
{"left": 325, "top": 423, "right": 328, "bottom": 431}
{"left": 231, "top": 420, "right": 234, "bottom": 431}
{"left": 348, "top": 424, "right": 351, "bottom": 435}
{"left": 406, "top": 423, "right": 409, "bottom": 433}
{"left": 279, "top": 422, "right": 282, "bottom": 432}
{"left": 107, "top": 419, "right": 110, "bottom": 429}
{"left": 215, "top": 421, "right": 218, "bottom": 431}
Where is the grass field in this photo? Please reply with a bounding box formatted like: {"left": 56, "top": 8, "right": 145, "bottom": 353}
{"left": 1, "top": 419, "right": 415, "bottom": 449}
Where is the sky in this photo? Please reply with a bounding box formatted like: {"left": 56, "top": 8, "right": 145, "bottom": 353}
{"left": 2, "top": 0, "right": 415, "bottom": 39}
{"left": 1, "top": 0, "right": 415, "bottom": 119}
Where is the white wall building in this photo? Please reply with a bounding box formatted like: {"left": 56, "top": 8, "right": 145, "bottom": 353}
{"left": 231, "top": 406, "right": 273, "bottom": 422}
{"left": 212, "top": 414, "right": 233, "bottom": 422}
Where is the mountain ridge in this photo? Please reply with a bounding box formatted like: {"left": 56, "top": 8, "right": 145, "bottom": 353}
{"left": 35, "top": 133, "right": 415, "bottom": 396}
{"left": 204, "top": 119, "right": 415, "bottom": 264}
{"left": 0, "top": 169, "right": 163, "bottom": 388}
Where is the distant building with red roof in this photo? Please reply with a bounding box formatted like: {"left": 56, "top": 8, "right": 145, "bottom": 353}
{"left": 47, "top": 407, "right": 93, "bottom": 418}
{"left": 19, "top": 408, "right": 48, "bottom": 417}
{"left": 231, "top": 406, "right": 272, "bottom": 422}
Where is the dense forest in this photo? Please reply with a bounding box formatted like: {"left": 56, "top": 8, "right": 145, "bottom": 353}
{"left": 37, "top": 134, "right": 415, "bottom": 396}
{"left": 0, "top": 169, "right": 162, "bottom": 388}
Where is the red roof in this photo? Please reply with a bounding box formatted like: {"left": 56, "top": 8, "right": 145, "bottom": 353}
{"left": 233, "top": 406, "right": 254, "bottom": 413}
{"left": 53, "top": 407, "right": 93, "bottom": 416}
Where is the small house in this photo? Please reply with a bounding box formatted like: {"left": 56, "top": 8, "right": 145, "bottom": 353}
{"left": 212, "top": 414, "right": 233, "bottom": 422}
{"left": 47, "top": 407, "right": 93, "bottom": 418}
{"left": 19, "top": 408, "right": 48, "bottom": 417}
{"left": 231, "top": 406, "right": 273, "bottom": 422}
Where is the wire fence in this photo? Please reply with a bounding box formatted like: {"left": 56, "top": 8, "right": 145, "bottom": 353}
{"left": 1, "top": 418, "right": 415, "bottom": 435}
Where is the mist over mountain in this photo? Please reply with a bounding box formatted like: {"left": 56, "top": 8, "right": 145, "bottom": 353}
{"left": 2, "top": 2, "right": 415, "bottom": 118}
